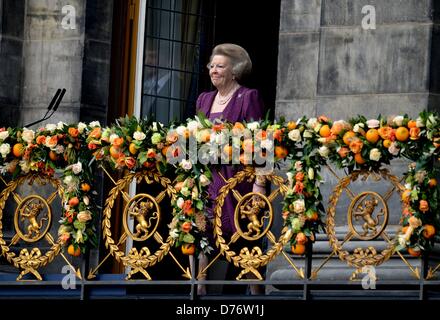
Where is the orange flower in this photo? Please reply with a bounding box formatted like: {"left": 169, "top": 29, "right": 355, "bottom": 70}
{"left": 125, "top": 157, "right": 136, "bottom": 169}
{"left": 68, "top": 127, "right": 79, "bottom": 138}
{"left": 213, "top": 123, "right": 225, "bottom": 132}
{"left": 174, "top": 181, "right": 184, "bottom": 192}
{"left": 409, "top": 127, "right": 420, "bottom": 140}
{"left": 89, "top": 127, "right": 101, "bottom": 139}
{"left": 36, "top": 135, "right": 46, "bottom": 145}
{"left": 182, "top": 200, "right": 194, "bottom": 215}
{"left": 147, "top": 149, "right": 156, "bottom": 158}
{"left": 419, "top": 200, "right": 429, "bottom": 213}
{"left": 318, "top": 115, "right": 330, "bottom": 123}
{"left": 181, "top": 221, "right": 192, "bottom": 233}
{"left": 330, "top": 122, "right": 344, "bottom": 135}
{"left": 273, "top": 129, "right": 283, "bottom": 142}
{"left": 295, "top": 172, "right": 304, "bottom": 182}
{"left": 116, "top": 155, "right": 126, "bottom": 168}
{"left": 112, "top": 137, "right": 124, "bottom": 147}
{"left": 255, "top": 130, "right": 267, "bottom": 141}
{"left": 166, "top": 131, "right": 178, "bottom": 143}
{"left": 293, "top": 182, "right": 304, "bottom": 194}
{"left": 88, "top": 142, "right": 98, "bottom": 150}
{"left": 337, "top": 147, "right": 350, "bottom": 158}
{"left": 377, "top": 126, "right": 395, "bottom": 140}
{"left": 349, "top": 138, "right": 363, "bottom": 154}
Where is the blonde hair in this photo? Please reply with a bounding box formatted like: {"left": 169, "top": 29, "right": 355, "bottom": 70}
{"left": 208, "top": 43, "right": 252, "bottom": 81}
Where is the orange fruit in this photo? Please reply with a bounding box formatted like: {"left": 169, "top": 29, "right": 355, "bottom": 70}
{"left": 365, "top": 129, "right": 380, "bottom": 144}
{"left": 12, "top": 143, "right": 25, "bottom": 158}
{"left": 308, "top": 211, "right": 319, "bottom": 221}
{"left": 407, "top": 120, "right": 417, "bottom": 128}
{"left": 81, "top": 183, "right": 91, "bottom": 192}
{"left": 295, "top": 233, "right": 308, "bottom": 245}
{"left": 354, "top": 153, "right": 366, "bottom": 164}
{"left": 383, "top": 139, "right": 392, "bottom": 148}
{"left": 181, "top": 243, "right": 195, "bottom": 255}
{"left": 49, "top": 150, "right": 58, "bottom": 161}
{"left": 109, "top": 146, "right": 121, "bottom": 159}
{"left": 68, "top": 197, "right": 79, "bottom": 207}
{"left": 275, "top": 146, "right": 288, "bottom": 159}
{"left": 67, "top": 244, "right": 81, "bottom": 257}
{"left": 422, "top": 225, "right": 436, "bottom": 239}
{"left": 343, "top": 131, "right": 356, "bottom": 145}
{"left": 291, "top": 244, "right": 306, "bottom": 255}
{"left": 319, "top": 125, "right": 331, "bottom": 138}
{"left": 129, "top": 143, "right": 138, "bottom": 155}
{"left": 395, "top": 127, "right": 409, "bottom": 142}
{"left": 287, "top": 121, "right": 297, "bottom": 131}
{"left": 428, "top": 178, "right": 437, "bottom": 188}
{"left": 407, "top": 247, "right": 421, "bottom": 257}
{"left": 401, "top": 226, "right": 409, "bottom": 235}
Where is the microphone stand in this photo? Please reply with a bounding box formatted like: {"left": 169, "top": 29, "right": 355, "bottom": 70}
{"left": 23, "top": 88, "right": 66, "bottom": 128}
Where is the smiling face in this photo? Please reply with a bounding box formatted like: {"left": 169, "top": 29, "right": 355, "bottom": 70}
{"left": 208, "top": 55, "right": 235, "bottom": 90}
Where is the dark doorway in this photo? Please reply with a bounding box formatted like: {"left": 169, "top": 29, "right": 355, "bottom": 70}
{"left": 213, "top": 0, "right": 281, "bottom": 120}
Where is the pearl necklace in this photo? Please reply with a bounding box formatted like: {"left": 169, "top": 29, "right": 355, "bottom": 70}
{"left": 216, "top": 85, "right": 240, "bottom": 105}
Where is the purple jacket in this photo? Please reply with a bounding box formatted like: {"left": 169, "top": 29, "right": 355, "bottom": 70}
{"left": 196, "top": 86, "right": 265, "bottom": 123}
{"left": 195, "top": 86, "right": 265, "bottom": 238}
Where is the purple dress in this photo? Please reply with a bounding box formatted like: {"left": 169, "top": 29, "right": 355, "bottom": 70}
{"left": 196, "top": 86, "right": 265, "bottom": 239}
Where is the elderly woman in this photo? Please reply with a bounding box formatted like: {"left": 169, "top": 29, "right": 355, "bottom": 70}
{"left": 196, "top": 43, "right": 266, "bottom": 295}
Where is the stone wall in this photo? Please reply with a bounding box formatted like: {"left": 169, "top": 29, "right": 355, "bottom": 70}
{"left": 0, "top": 1, "right": 25, "bottom": 127}
{"left": 20, "top": 0, "right": 87, "bottom": 127}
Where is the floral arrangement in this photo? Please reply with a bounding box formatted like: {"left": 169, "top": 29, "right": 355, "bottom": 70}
{"left": 1, "top": 111, "right": 440, "bottom": 258}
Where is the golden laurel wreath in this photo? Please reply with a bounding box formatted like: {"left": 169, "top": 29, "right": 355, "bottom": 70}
{"left": 214, "top": 166, "right": 292, "bottom": 271}
{"left": 0, "top": 174, "right": 62, "bottom": 280}
{"left": 102, "top": 170, "right": 175, "bottom": 274}
{"left": 327, "top": 169, "right": 404, "bottom": 268}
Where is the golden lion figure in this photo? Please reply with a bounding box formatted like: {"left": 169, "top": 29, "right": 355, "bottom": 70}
{"left": 129, "top": 201, "right": 157, "bottom": 238}
{"left": 240, "top": 196, "right": 268, "bottom": 237}
{"left": 20, "top": 200, "right": 48, "bottom": 238}
{"left": 353, "top": 198, "right": 384, "bottom": 236}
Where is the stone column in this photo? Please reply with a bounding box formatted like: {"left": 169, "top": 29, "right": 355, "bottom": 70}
{"left": 0, "top": 1, "right": 25, "bottom": 127}
{"left": 20, "top": 0, "right": 87, "bottom": 127}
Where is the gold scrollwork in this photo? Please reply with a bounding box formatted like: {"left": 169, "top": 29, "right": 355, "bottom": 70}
{"left": 0, "top": 174, "right": 62, "bottom": 281}
{"left": 99, "top": 170, "right": 176, "bottom": 280}
{"left": 214, "top": 166, "right": 294, "bottom": 280}
{"left": 327, "top": 169, "right": 402, "bottom": 269}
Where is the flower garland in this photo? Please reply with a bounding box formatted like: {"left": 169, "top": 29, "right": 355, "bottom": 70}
{"left": 1, "top": 111, "right": 439, "bottom": 257}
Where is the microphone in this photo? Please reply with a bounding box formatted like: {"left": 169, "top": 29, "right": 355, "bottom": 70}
{"left": 23, "top": 88, "right": 66, "bottom": 128}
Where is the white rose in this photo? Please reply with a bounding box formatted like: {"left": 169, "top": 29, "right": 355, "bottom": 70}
{"left": 308, "top": 168, "right": 314, "bottom": 180}
{"left": 286, "top": 172, "right": 294, "bottom": 188}
{"left": 246, "top": 122, "right": 260, "bottom": 131}
{"left": 176, "top": 197, "right": 185, "bottom": 209}
{"left": 388, "top": 142, "right": 400, "bottom": 156}
{"left": 78, "top": 122, "right": 87, "bottom": 133}
{"left": 75, "top": 230, "right": 84, "bottom": 243}
{"left": 170, "top": 229, "right": 179, "bottom": 239}
{"left": 353, "top": 123, "right": 365, "bottom": 133}
{"left": 288, "top": 129, "right": 301, "bottom": 142}
{"left": 63, "top": 175, "right": 73, "bottom": 185}
{"left": 133, "top": 131, "right": 146, "bottom": 141}
{"left": 77, "top": 211, "right": 92, "bottom": 223}
{"left": 89, "top": 121, "right": 101, "bottom": 127}
{"left": 200, "top": 174, "right": 211, "bottom": 186}
{"left": 366, "top": 119, "right": 379, "bottom": 128}
{"left": 306, "top": 118, "right": 318, "bottom": 129}
{"left": 404, "top": 183, "right": 412, "bottom": 190}
{"left": 294, "top": 161, "right": 303, "bottom": 171}
{"left": 83, "top": 195, "right": 90, "bottom": 206}
{"left": 318, "top": 146, "right": 330, "bottom": 158}
{"left": 180, "top": 159, "right": 192, "bottom": 171}
{"left": 45, "top": 123, "right": 57, "bottom": 132}
{"left": 109, "top": 134, "right": 119, "bottom": 144}
{"left": 369, "top": 148, "right": 381, "bottom": 161}
{"left": 45, "top": 136, "right": 57, "bottom": 149}
{"left": 303, "top": 130, "right": 313, "bottom": 139}
{"left": 181, "top": 187, "right": 191, "bottom": 197}
{"left": 0, "top": 143, "right": 10, "bottom": 158}
{"left": 19, "top": 160, "right": 30, "bottom": 173}
{"left": 57, "top": 121, "right": 65, "bottom": 130}
{"left": 398, "top": 235, "right": 407, "bottom": 247}
{"left": 293, "top": 199, "right": 305, "bottom": 214}
{"left": 192, "top": 186, "right": 199, "bottom": 199}
{"left": 152, "top": 122, "right": 158, "bottom": 132}
{"left": 415, "top": 117, "right": 425, "bottom": 128}
{"left": 71, "top": 161, "right": 82, "bottom": 174}
{"left": 151, "top": 133, "right": 162, "bottom": 145}
{"left": 187, "top": 120, "right": 199, "bottom": 133}
{"left": 427, "top": 114, "right": 438, "bottom": 128}
{"left": 317, "top": 137, "right": 327, "bottom": 144}
{"left": 0, "top": 130, "right": 9, "bottom": 141}
{"left": 22, "top": 128, "right": 35, "bottom": 144}
{"left": 393, "top": 116, "right": 404, "bottom": 127}
{"left": 176, "top": 125, "right": 187, "bottom": 136}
